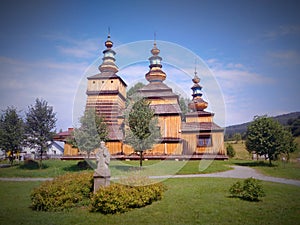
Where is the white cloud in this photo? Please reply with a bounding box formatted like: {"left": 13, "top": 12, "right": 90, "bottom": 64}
{"left": 267, "top": 50, "right": 300, "bottom": 65}
{"left": 263, "top": 24, "right": 300, "bottom": 39}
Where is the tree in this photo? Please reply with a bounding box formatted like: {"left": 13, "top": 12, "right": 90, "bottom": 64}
{"left": 73, "top": 108, "right": 108, "bottom": 158}
{"left": 226, "top": 143, "right": 236, "bottom": 158}
{"left": 179, "top": 96, "right": 189, "bottom": 121}
{"left": 245, "top": 115, "right": 296, "bottom": 165}
{"left": 287, "top": 116, "right": 300, "bottom": 136}
{"left": 233, "top": 132, "right": 242, "bottom": 144}
{"left": 0, "top": 107, "right": 24, "bottom": 165}
{"left": 125, "top": 98, "right": 161, "bottom": 167}
{"left": 25, "top": 99, "right": 57, "bottom": 168}
{"left": 127, "top": 82, "right": 145, "bottom": 98}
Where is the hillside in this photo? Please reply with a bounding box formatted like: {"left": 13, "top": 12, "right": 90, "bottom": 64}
{"left": 225, "top": 112, "right": 300, "bottom": 138}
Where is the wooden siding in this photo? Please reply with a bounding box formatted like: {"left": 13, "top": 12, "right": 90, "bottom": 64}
{"left": 182, "top": 132, "right": 224, "bottom": 155}
{"left": 158, "top": 115, "right": 181, "bottom": 138}
{"left": 186, "top": 115, "right": 213, "bottom": 123}
{"left": 63, "top": 143, "right": 79, "bottom": 156}
{"left": 106, "top": 141, "right": 122, "bottom": 155}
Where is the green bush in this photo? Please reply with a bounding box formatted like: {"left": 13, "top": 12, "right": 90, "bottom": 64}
{"left": 31, "top": 172, "right": 93, "bottom": 211}
{"left": 90, "top": 176, "right": 166, "bottom": 214}
{"left": 226, "top": 144, "right": 236, "bottom": 158}
{"left": 77, "top": 160, "right": 90, "bottom": 170}
{"left": 229, "top": 178, "right": 266, "bottom": 201}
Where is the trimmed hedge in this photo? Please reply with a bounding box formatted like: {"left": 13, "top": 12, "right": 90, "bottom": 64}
{"left": 90, "top": 177, "right": 166, "bottom": 214}
{"left": 31, "top": 172, "right": 93, "bottom": 211}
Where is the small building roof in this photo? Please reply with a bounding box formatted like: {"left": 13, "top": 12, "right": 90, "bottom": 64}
{"left": 181, "top": 122, "right": 223, "bottom": 133}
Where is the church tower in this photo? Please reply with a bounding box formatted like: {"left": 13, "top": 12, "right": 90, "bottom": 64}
{"left": 181, "top": 68, "right": 226, "bottom": 157}
{"left": 86, "top": 33, "right": 127, "bottom": 154}
{"left": 137, "top": 41, "right": 183, "bottom": 155}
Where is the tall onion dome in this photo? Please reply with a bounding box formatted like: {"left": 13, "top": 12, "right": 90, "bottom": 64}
{"left": 98, "top": 33, "right": 118, "bottom": 73}
{"left": 145, "top": 41, "right": 167, "bottom": 83}
{"left": 188, "top": 69, "right": 208, "bottom": 111}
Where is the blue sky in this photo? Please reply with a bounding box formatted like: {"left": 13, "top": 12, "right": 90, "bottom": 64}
{"left": 0, "top": 0, "right": 299, "bottom": 130}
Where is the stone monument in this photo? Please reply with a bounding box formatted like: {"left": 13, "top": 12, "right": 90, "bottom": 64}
{"left": 93, "top": 141, "right": 111, "bottom": 193}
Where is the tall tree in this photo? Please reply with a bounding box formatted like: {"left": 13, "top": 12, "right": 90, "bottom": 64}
{"left": 73, "top": 108, "right": 108, "bottom": 158}
{"left": 25, "top": 99, "right": 57, "bottom": 168}
{"left": 125, "top": 98, "right": 161, "bottom": 167}
{"left": 246, "top": 116, "right": 296, "bottom": 165}
{"left": 179, "top": 96, "right": 189, "bottom": 121}
{"left": 0, "top": 107, "right": 24, "bottom": 165}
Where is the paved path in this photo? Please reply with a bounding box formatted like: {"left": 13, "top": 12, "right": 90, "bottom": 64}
{"left": 150, "top": 166, "right": 300, "bottom": 187}
{"left": 1, "top": 166, "right": 300, "bottom": 187}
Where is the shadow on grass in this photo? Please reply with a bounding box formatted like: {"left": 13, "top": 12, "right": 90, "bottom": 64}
{"left": 18, "top": 160, "right": 49, "bottom": 170}
{"left": 110, "top": 165, "right": 143, "bottom": 172}
{"left": 62, "top": 161, "right": 94, "bottom": 172}
{"left": 233, "top": 160, "right": 277, "bottom": 168}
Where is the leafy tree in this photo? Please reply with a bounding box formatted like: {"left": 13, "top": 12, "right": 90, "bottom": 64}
{"left": 0, "top": 107, "right": 24, "bottom": 165}
{"left": 233, "top": 132, "right": 242, "bottom": 144}
{"left": 25, "top": 99, "right": 57, "bottom": 168}
{"left": 125, "top": 98, "right": 161, "bottom": 167}
{"left": 245, "top": 116, "right": 296, "bottom": 166}
{"left": 127, "top": 82, "right": 145, "bottom": 98}
{"left": 74, "top": 108, "right": 108, "bottom": 158}
{"left": 226, "top": 143, "right": 236, "bottom": 158}
{"left": 287, "top": 116, "right": 300, "bottom": 137}
{"left": 179, "top": 96, "right": 189, "bottom": 121}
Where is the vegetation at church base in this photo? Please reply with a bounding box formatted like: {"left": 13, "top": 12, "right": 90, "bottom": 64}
{"left": 1, "top": 178, "right": 299, "bottom": 225}
{"left": 30, "top": 172, "right": 93, "bottom": 211}
{"left": 90, "top": 176, "right": 166, "bottom": 214}
{"left": 229, "top": 178, "right": 266, "bottom": 201}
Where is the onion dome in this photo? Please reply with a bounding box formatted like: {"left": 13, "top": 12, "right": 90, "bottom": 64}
{"left": 145, "top": 41, "right": 166, "bottom": 83}
{"left": 98, "top": 32, "right": 118, "bottom": 73}
{"left": 188, "top": 69, "right": 208, "bottom": 111}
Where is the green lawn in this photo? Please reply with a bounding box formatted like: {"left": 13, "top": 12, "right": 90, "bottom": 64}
{"left": 0, "top": 178, "right": 299, "bottom": 225}
{"left": 0, "top": 159, "right": 232, "bottom": 178}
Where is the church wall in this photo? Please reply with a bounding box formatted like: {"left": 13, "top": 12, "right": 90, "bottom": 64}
{"left": 150, "top": 98, "right": 178, "bottom": 105}
{"left": 88, "top": 79, "right": 125, "bottom": 93}
{"left": 182, "top": 131, "right": 225, "bottom": 155}
{"left": 185, "top": 115, "right": 213, "bottom": 123}
{"left": 158, "top": 115, "right": 181, "bottom": 138}
{"left": 106, "top": 141, "right": 123, "bottom": 155}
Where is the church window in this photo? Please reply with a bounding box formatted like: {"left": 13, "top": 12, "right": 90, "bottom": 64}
{"left": 197, "top": 135, "right": 212, "bottom": 147}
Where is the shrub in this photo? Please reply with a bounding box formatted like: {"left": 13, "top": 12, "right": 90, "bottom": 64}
{"left": 90, "top": 176, "right": 166, "bottom": 214}
{"left": 77, "top": 160, "right": 90, "bottom": 170}
{"left": 229, "top": 178, "right": 266, "bottom": 201}
{"left": 31, "top": 172, "right": 93, "bottom": 211}
{"left": 226, "top": 144, "right": 236, "bottom": 158}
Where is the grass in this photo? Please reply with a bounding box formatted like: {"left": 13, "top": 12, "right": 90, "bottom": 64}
{"left": 0, "top": 159, "right": 232, "bottom": 178}
{"left": 0, "top": 178, "right": 299, "bottom": 225}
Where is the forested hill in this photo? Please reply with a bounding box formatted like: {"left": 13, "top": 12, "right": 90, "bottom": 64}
{"left": 225, "top": 112, "right": 300, "bottom": 138}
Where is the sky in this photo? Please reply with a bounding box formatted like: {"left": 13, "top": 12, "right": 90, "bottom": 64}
{"left": 0, "top": 0, "right": 299, "bottom": 130}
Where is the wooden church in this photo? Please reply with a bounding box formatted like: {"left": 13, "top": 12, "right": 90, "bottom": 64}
{"left": 55, "top": 34, "right": 226, "bottom": 159}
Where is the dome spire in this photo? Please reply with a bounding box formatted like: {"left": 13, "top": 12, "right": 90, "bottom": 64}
{"left": 145, "top": 34, "right": 166, "bottom": 83}
{"left": 98, "top": 30, "right": 118, "bottom": 73}
{"left": 188, "top": 63, "right": 208, "bottom": 111}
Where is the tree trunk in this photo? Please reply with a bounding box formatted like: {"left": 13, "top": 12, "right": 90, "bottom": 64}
{"left": 139, "top": 151, "right": 143, "bottom": 168}
{"left": 39, "top": 150, "right": 43, "bottom": 169}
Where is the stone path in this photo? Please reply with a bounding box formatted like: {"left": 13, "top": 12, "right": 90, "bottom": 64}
{"left": 1, "top": 166, "right": 300, "bottom": 187}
